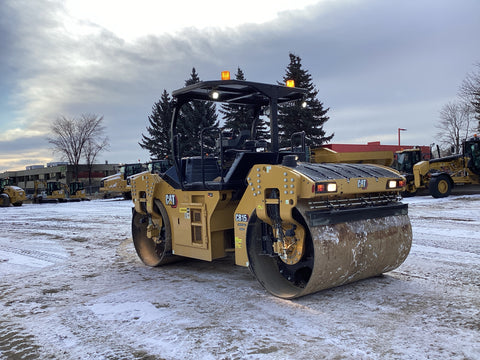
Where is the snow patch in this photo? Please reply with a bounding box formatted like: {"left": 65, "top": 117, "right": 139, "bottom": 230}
{"left": 87, "top": 301, "right": 167, "bottom": 322}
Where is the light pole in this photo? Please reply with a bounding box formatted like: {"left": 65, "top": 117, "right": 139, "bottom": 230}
{"left": 398, "top": 128, "right": 407, "bottom": 146}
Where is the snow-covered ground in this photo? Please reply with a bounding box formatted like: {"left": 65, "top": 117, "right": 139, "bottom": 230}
{"left": 0, "top": 195, "right": 479, "bottom": 359}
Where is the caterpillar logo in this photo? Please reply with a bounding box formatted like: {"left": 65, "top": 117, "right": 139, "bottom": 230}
{"left": 357, "top": 179, "right": 368, "bottom": 190}
{"left": 165, "top": 194, "right": 177, "bottom": 208}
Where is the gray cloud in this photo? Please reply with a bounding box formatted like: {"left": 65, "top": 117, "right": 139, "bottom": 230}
{"left": 0, "top": 136, "right": 47, "bottom": 153}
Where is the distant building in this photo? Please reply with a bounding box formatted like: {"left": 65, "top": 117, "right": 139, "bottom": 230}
{"left": 0, "top": 163, "right": 119, "bottom": 195}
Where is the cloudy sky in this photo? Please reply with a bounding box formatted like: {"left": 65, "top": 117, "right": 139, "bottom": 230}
{"left": 1, "top": 0, "right": 479, "bottom": 172}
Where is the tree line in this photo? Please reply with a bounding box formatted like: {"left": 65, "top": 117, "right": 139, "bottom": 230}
{"left": 139, "top": 53, "right": 333, "bottom": 160}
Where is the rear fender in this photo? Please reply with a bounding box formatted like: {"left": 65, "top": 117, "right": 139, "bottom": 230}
{"left": 234, "top": 165, "right": 306, "bottom": 267}
{"left": 130, "top": 172, "right": 162, "bottom": 215}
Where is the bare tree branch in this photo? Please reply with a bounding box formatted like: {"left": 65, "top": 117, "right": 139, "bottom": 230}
{"left": 47, "top": 114, "right": 109, "bottom": 180}
{"left": 459, "top": 62, "right": 480, "bottom": 131}
{"left": 436, "top": 102, "right": 473, "bottom": 154}
{"left": 83, "top": 135, "right": 109, "bottom": 186}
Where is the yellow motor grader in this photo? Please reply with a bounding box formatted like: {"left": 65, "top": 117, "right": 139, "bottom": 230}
{"left": 130, "top": 76, "right": 412, "bottom": 299}
{"left": 0, "top": 178, "right": 26, "bottom": 207}
{"left": 407, "top": 136, "right": 480, "bottom": 198}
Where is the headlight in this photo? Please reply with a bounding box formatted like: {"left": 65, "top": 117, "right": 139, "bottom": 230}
{"left": 387, "top": 179, "right": 406, "bottom": 189}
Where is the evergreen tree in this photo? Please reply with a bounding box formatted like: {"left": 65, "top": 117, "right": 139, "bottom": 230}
{"left": 219, "top": 68, "right": 269, "bottom": 140}
{"left": 220, "top": 67, "right": 249, "bottom": 133}
{"left": 178, "top": 68, "right": 219, "bottom": 156}
{"left": 139, "top": 90, "right": 173, "bottom": 159}
{"left": 278, "top": 53, "right": 333, "bottom": 147}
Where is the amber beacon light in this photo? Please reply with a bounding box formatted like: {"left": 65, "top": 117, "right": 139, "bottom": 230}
{"left": 221, "top": 71, "right": 230, "bottom": 80}
{"left": 286, "top": 79, "right": 295, "bottom": 87}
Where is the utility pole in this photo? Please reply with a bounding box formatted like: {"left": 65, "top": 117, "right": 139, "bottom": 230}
{"left": 398, "top": 128, "right": 407, "bottom": 146}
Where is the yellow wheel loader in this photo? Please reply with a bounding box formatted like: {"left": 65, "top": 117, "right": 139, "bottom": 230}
{"left": 409, "top": 136, "right": 480, "bottom": 198}
{"left": 0, "top": 178, "right": 26, "bottom": 207}
{"left": 130, "top": 76, "right": 412, "bottom": 299}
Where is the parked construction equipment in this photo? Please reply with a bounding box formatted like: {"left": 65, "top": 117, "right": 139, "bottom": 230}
{"left": 32, "top": 180, "right": 88, "bottom": 203}
{"left": 63, "top": 182, "right": 89, "bottom": 201}
{"left": 33, "top": 180, "right": 63, "bottom": 203}
{"left": 148, "top": 159, "right": 172, "bottom": 175}
{"left": 0, "top": 178, "right": 26, "bottom": 207}
{"left": 405, "top": 136, "right": 480, "bottom": 197}
{"left": 392, "top": 148, "right": 424, "bottom": 196}
{"left": 100, "top": 163, "right": 146, "bottom": 199}
{"left": 310, "top": 147, "right": 394, "bottom": 166}
{"left": 130, "top": 75, "right": 412, "bottom": 299}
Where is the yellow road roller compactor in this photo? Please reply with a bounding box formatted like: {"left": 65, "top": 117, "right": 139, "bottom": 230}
{"left": 130, "top": 77, "right": 412, "bottom": 299}
{"left": 1, "top": 178, "right": 26, "bottom": 207}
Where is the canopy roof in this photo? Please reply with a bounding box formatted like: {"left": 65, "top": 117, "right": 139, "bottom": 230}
{"left": 172, "top": 79, "right": 307, "bottom": 106}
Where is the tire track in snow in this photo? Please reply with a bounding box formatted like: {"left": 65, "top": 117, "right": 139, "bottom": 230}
{"left": 0, "top": 245, "right": 68, "bottom": 264}
{"left": 0, "top": 320, "right": 41, "bottom": 360}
